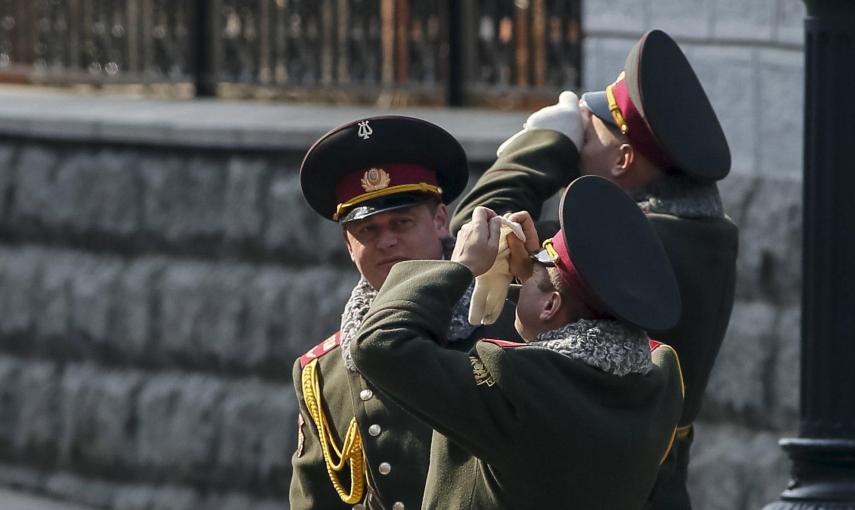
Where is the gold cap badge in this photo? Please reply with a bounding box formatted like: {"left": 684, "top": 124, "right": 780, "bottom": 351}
{"left": 360, "top": 168, "right": 391, "bottom": 192}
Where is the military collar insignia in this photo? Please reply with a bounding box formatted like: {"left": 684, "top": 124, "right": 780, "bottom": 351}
{"left": 357, "top": 120, "right": 373, "bottom": 140}
{"left": 360, "top": 167, "right": 391, "bottom": 192}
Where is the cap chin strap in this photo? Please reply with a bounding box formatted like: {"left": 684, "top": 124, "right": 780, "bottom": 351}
{"left": 606, "top": 72, "right": 629, "bottom": 134}
{"left": 605, "top": 72, "right": 674, "bottom": 170}
{"left": 333, "top": 183, "right": 442, "bottom": 220}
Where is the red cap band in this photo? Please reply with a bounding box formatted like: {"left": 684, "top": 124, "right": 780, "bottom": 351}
{"left": 550, "top": 231, "right": 610, "bottom": 319}
{"left": 335, "top": 164, "right": 439, "bottom": 204}
{"left": 611, "top": 78, "right": 673, "bottom": 170}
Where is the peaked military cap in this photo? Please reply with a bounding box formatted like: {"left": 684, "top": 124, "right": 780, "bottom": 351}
{"left": 300, "top": 115, "right": 469, "bottom": 223}
{"left": 582, "top": 29, "right": 730, "bottom": 181}
{"left": 534, "top": 175, "right": 681, "bottom": 331}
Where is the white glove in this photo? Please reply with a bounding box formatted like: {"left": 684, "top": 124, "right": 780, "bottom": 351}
{"left": 497, "top": 91, "right": 584, "bottom": 156}
{"left": 468, "top": 219, "right": 526, "bottom": 326}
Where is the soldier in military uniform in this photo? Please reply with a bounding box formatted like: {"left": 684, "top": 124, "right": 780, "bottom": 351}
{"left": 451, "top": 29, "right": 738, "bottom": 509}
{"left": 352, "top": 175, "right": 685, "bottom": 509}
{"left": 290, "top": 116, "right": 521, "bottom": 510}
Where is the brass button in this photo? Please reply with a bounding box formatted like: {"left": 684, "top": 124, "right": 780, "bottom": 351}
{"left": 368, "top": 424, "right": 382, "bottom": 437}
{"left": 360, "top": 389, "right": 374, "bottom": 401}
{"left": 392, "top": 502, "right": 405, "bottom": 510}
{"left": 378, "top": 462, "right": 392, "bottom": 475}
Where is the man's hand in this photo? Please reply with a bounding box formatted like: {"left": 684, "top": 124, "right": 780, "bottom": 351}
{"left": 464, "top": 213, "right": 526, "bottom": 325}
{"left": 496, "top": 91, "right": 584, "bottom": 156}
{"left": 452, "top": 207, "right": 502, "bottom": 277}
{"left": 504, "top": 211, "right": 540, "bottom": 252}
{"left": 504, "top": 211, "right": 540, "bottom": 282}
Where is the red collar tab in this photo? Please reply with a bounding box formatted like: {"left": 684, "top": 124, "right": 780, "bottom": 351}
{"left": 649, "top": 339, "right": 663, "bottom": 351}
{"left": 481, "top": 339, "right": 525, "bottom": 348}
{"left": 300, "top": 331, "right": 342, "bottom": 368}
{"left": 610, "top": 77, "right": 673, "bottom": 170}
{"left": 550, "top": 230, "right": 610, "bottom": 319}
{"left": 335, "top": 164, "right": 439, "bottom": 204}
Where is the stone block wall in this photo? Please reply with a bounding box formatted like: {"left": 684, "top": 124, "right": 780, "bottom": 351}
{"left": 0, "top": 136, "right": 358, "bottom": 509}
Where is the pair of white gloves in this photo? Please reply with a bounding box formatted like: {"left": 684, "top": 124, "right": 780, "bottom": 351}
{"left": 468, "top": 91, "right": 585, "bottom": 326}
{"left": 496, "top": 90, "right": 586, "bottom": 157}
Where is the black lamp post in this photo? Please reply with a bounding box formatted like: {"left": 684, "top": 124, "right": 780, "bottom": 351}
{"left": 763, "top": 0, "right": 855, "bottom": 508}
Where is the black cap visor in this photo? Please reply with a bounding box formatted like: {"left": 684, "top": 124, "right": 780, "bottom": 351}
{"left": 339, "top": 191, "right": 439, "bottom": 224}
{"left": 581, "top": 91, "right": 617, "bottom": 128}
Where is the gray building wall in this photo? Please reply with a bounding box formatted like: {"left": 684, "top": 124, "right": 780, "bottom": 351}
{"left": 0, "top": 1, "right": 806, "bottom": 506}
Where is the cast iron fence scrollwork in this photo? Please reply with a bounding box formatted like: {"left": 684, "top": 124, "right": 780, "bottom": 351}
{"left": 0, "top": 0, "right": 194, "bottom": 83}
{"left": 467, "top": 0, "right": 581, "bottom": 106}
{"left": 220, "top": 0, "right": 387, "bottom": 87}
{"left": 0, "top": 0, "right": 581, "bottom": 107}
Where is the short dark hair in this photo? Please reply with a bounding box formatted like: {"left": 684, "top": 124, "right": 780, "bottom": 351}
{"left": 535, "top": 266, "right": 571, "bottom": 299}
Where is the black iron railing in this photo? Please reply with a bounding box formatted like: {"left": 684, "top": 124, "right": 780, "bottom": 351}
{"left": 0, "top": 0, "right": 582, "bottom": 107}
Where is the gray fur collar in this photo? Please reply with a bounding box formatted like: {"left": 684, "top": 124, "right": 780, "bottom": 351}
{"left": 340, "top": 237, "right": 477, "bottom": 371}
{"left": 633, "top": 174, "right": 724, "bottom": 219}
{"left": 530, "top": 319, "right": 652, "bottom": 376}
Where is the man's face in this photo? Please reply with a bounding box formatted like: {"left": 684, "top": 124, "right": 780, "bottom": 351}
{"left": 579, "top": 107, "right": 622, "bottom": 180}
{"left": 343, "top": 203, "right": 449, "bottom": 289}
{"left": 514, "top": 265, "right": 554, "bottom": 341}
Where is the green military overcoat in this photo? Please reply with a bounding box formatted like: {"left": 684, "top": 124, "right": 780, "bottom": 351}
{"left": 289, "top": 295, "right": 520, "bottom": 510}
{"left": 451, "top": 129, "right": 739, "bottom": 508}
{"left": 352, "top": 260, "right": 684, "bottom": 510}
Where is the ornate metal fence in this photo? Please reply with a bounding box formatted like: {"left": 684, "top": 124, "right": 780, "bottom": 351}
{"left": 0, "top": 0, "right": 581, "bottom": 106}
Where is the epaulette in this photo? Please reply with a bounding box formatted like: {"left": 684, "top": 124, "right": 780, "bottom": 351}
{"left": 481, "top": 338, "right": 525, "bottom": 348}
{"left": 300, "top": 331, "right": 342, "bottom": 368}
{"left": 649, "top": 338, "right": 685, "bottom": 397}
{"left": 648, "top": 338, "right": 686, "bottom": 465}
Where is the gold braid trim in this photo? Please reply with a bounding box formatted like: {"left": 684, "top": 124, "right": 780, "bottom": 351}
{"left": 301, "top": 359, "right": 365, "bottom": 504}
{"left": 334, "top": 183, "right": 442, "bottom": 220}
{"left": 605, "top": 72, "right": 629, "bottom": 135}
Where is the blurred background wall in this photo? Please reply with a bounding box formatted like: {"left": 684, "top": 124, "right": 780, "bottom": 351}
{"left": 0, "top": 0, "right": 805, "bottom": 509}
